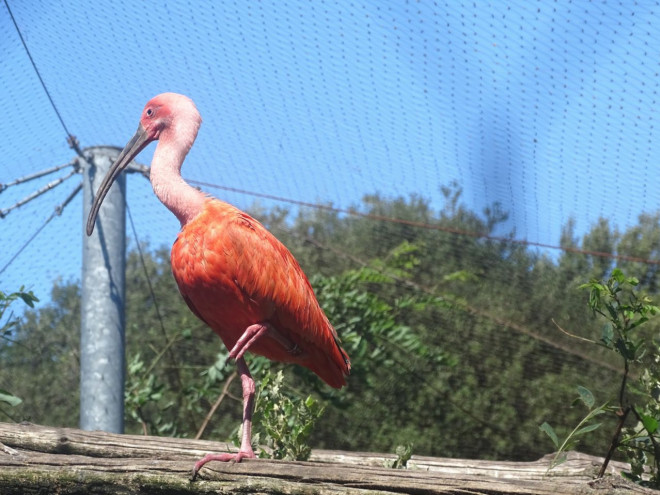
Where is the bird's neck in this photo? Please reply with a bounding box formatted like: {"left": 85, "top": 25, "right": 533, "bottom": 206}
{"left": 150, "top": 140, "right": 206, "bottom": 227}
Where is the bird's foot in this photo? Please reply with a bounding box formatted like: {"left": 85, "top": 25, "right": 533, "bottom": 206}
{"left": 191, "top": 449, "right": 256, "bottom": 481}
{"left": 228, "top": 323, "right": 301, "bottom": 362}
{"left": 228, "top": 324, "right": 268, "bottom": 361}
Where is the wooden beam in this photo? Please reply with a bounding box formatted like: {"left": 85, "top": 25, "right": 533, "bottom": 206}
{"left": 0, "top": 422, "right": 653, "bottom": 494}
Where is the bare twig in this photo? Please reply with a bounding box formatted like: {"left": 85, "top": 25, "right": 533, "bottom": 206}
{"left": 598, "top": 406, "right": 631, "bottom": 479}
{"left": 195, "top": 371, "right": 238, "bottom": 440}
{"left": 551, "top": 318, "right": 596, "bottom": 344}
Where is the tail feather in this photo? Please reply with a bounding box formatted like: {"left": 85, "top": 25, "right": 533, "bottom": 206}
{"left": 308, "top": 334, "right": 350, "bottom": 389}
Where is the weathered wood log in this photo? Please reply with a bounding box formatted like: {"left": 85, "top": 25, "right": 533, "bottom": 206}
{"left": 0, "top": 421, "right": 654, "bottom": 494}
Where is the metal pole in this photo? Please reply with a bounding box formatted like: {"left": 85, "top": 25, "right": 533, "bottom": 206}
{"left": 80, "top": 146, "right": 126, "bottom": 433}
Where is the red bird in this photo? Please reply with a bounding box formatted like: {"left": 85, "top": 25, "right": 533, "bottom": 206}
{"left": 86, "top": 93, "right": 350, "bottom": 478}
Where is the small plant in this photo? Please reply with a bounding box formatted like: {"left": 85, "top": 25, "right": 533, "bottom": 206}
{"left": 0, "top": 288, "right": 38, "bottom": 418}
{"left": 124, "top": 353, "right": 168, "bottom": 435}
{"left": 542, "top": 268, "right": 660, "bottom": 486}
{"left": 253, "top": 370, "right": 325, "bottom": 461}
{"left": 387, "top": 443, "right": 414, "bottom": 469}
{"left": 124, "top": 348, "right": 232, "bottom": 437}
{"left": 539, "top": 386, "right": 608, "bottom": 471}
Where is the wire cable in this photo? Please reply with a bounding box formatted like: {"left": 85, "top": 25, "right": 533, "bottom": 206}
{"left": 126, "top": 202, "right": 168, "bottom": 339}
{"left": 126, "top": 202, "right": 185, "bottom": 392}
{"left": 0, "top": 182, "right": 82, "bottom": 276}
{"left": 188, "top": 179, "right": 660, "bottom": 266}
{"left": 0, "top": 168, "right": 79, "bottom": 218}
{"left": 0, "top": 161, "right": 78, "bottom": 193}
{"left": 4, "top": 0, "right": 73, "bottom": 139}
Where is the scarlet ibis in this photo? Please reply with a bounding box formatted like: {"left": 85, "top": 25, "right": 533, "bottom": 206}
{"left": 86, "top": 93, "right": 350, "bottom": 478}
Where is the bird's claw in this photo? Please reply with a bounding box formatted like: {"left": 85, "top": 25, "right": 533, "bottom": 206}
{"left": 190, "top": 450, "right": 256, "bottom": 481}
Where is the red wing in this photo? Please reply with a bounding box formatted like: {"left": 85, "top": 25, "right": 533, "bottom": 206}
{"left": 172, "top": 200, "right": 349, "bottom": 387}
{"left": 224, "top": 211, "right": 333, "bottom": 341}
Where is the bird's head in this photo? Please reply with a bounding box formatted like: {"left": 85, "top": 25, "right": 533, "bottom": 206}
{"left": 86, "top": 93, "right": 201, "bottom": 236}
{"left": 139, "top": 93, "right": 201, "bottom": 144}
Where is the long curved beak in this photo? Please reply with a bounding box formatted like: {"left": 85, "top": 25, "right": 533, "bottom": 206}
{"left": 86, "top": 124, "right": 151, "bottom": 235}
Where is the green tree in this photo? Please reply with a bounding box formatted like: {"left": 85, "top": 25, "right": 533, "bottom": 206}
{"left": 6, "top": 185, "right": 660, "bottom": 463}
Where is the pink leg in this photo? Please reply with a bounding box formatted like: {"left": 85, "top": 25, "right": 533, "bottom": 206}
{"left": 228, "top": 322, "right": 301, "bottom": 361}
{"left": 191, "top": 358, "right": 256, "bottom": 480}
{"left": 228, "top": 324, "right": 269, "bottom": 361}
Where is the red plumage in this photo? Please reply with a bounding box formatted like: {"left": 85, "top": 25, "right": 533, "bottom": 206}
{"left": 86, "top": 93, "right": 350, "bottom": 478}
{"left": 171, "top": 198, "right": 350, "bottom": 388}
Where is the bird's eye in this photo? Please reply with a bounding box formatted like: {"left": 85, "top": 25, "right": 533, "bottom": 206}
{"left": 146, "top": 108, "right": 154, "bottom": 117}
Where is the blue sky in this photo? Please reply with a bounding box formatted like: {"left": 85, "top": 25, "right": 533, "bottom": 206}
{"left": 2, "top": 1, "right": 660, "bottom": 308}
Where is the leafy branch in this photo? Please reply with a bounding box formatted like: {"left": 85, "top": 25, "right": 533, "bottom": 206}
{"left": 252, "top": 370, "right": 325, "bottom": 461}
{"left": 0, "top": 287, "right": 38, "bottom": 419}
{"left": 542, "top": 268, "right": 660, "bottom": 486}
{"left": 540, "top": 386, "right": 608, "bottom": 471}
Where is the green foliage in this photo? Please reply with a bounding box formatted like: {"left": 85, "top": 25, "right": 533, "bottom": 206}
{"left": 125, "top": 353, "right": 170, "bottom": 436}
{"left": 540, "top": 386, "right": 608, "bottom": 470}
{"left": 0, "top": 287, "right": 38, "bottom": 339}
{"left": 543, "top": 269, "right": 660, "bottom": 487}
{"left": 580, "top": 268, "right": 658, "bottom": 361}
{"left": 387, "top": 443, "right": 414, "bottom": 469}
{"left": 0, "top": 389, "right": 22, "bottom": 408}
{"left": 10, "top": 185, "right": 660, "bottom": 464}
{"left": 253, "top": 370, "right": 325, "bottom": 461}
{"left": 307, "top": 266, "right": 454, "bottom": 454}
{"left": 124, "top": 338, "right": 234, "bottom": 438}
{"left": 622, "top": 348, "right": 660, "bottom": 485}
{"left": 311, "top": 267, "right": 448, "bottom": 375}
{"left": 0, "top": 288, "right": 38, "bottom": 416}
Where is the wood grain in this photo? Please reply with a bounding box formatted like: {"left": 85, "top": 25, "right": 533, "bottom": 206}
{"left": 0, "top": 422, "right": 653, "bottom": 494}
